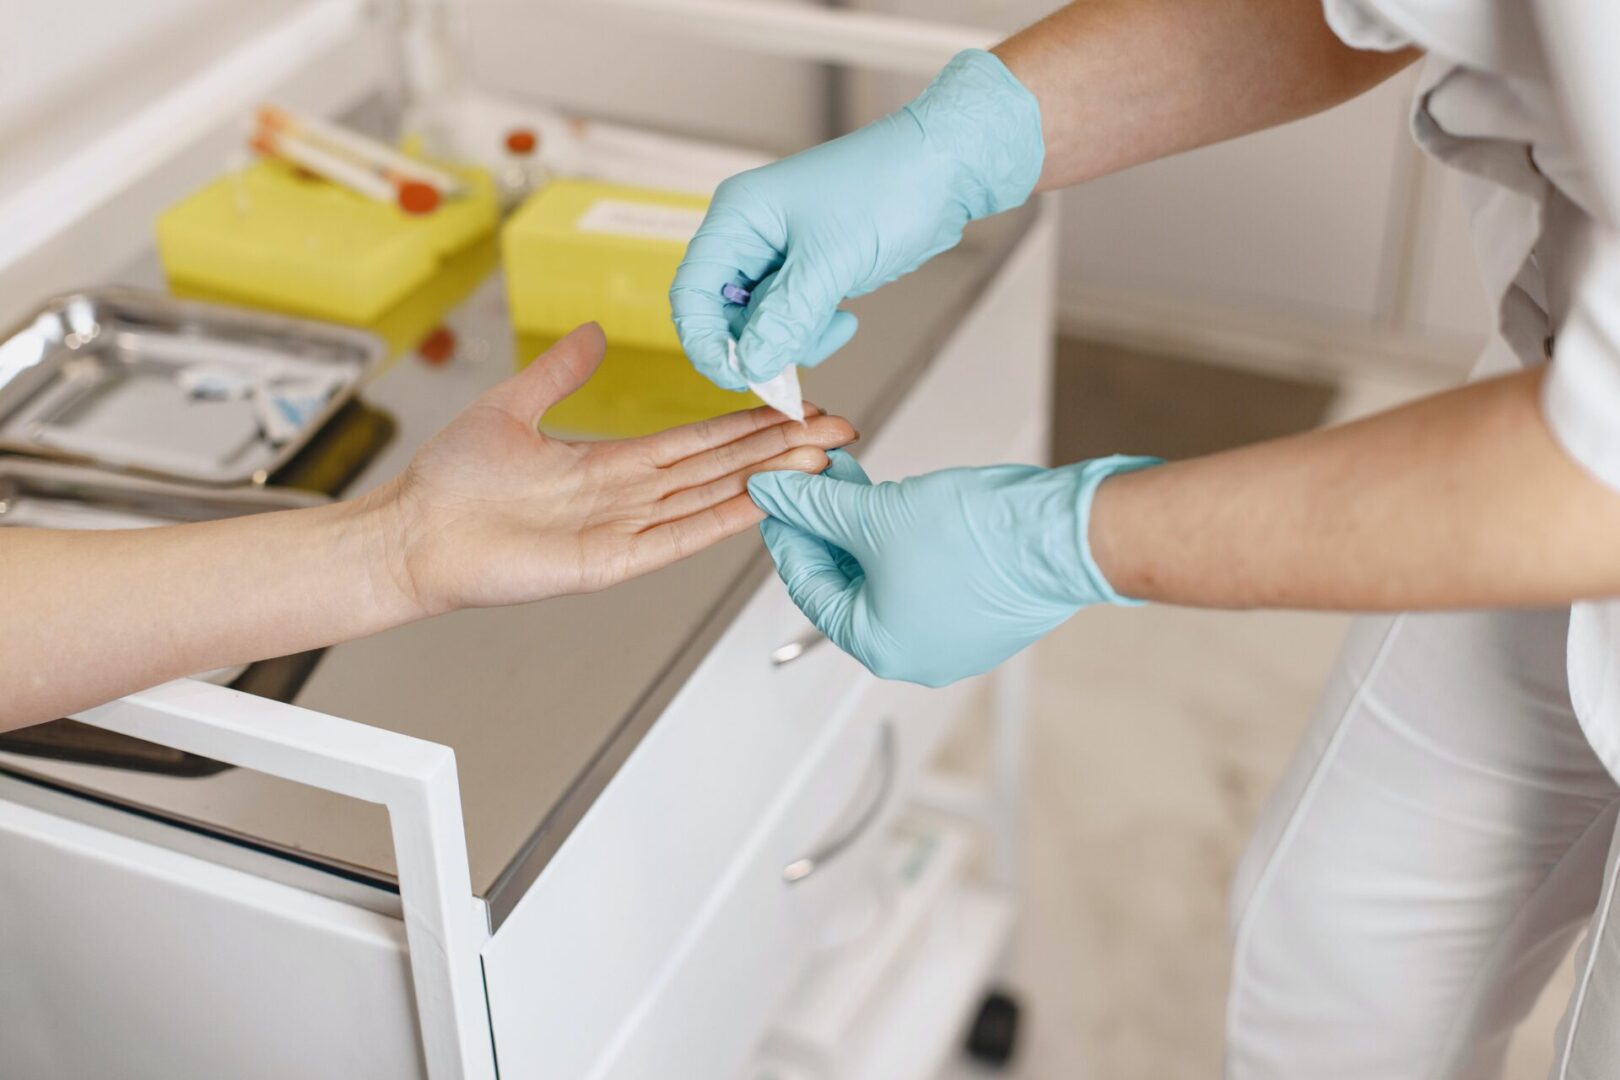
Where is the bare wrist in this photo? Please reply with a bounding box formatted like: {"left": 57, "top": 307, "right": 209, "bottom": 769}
{"left": 347, "top": 480, "right": 438, "bottom": 625}
{"left": 1087, "top": 465, "right": 1153, "bottom": 602}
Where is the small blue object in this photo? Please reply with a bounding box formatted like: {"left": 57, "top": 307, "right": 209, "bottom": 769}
{"left": 721, "top": 283, "right": 751, "bottom": 306}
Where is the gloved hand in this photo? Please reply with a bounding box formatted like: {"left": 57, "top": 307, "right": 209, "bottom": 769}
{"left": 670, "top": 49, "right": 1045, "bottom": 391}
{"left": 747, "top": 450, "right": 1160, "bottom": 687}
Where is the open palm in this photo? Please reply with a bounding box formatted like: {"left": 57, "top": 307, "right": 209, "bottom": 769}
{"left": 378, "top": 323, "right": 855, "bottom": 614}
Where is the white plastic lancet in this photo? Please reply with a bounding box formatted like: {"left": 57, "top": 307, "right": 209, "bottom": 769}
{"left": 728, "top": 337, "right": 805, "bottom": 423}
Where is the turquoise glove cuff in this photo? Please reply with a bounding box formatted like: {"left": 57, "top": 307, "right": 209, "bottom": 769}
{"left": 1067, "top": 454, "right": 1164, "bottom": 608}
{"left": 905, "top": 49, "right": 1046, "bottom": 220}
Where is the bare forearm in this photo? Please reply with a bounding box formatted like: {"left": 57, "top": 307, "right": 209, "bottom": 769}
{"left": 1090, "top": 369, "right": 1620, "bottom": 610}
{"left": 994, "top": 0, "right": 1418, "bottom": 190}
{"left": 0, "top": 326, "right": 857, "bottom": 732}
{"left": 0, "top": 489, "right": 414, "bottom": 731}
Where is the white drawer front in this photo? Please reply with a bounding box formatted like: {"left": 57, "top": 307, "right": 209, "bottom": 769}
{"left": 593, "top": 692, "right": 892, "bottom": 1079}
{"left": 483, "top": 580, "right": 866, "bottom": 1080}
{"left": 0, "top": 793, "right": 421, "bottom": 1080}
{"left": 595, "top": 671, "right": 977, "bottom": 1080}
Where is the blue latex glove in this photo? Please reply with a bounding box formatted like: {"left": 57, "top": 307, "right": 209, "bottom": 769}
{"left": 670, "top": 49, "right": 1044, "bottom": 391}
{"left": 748, "top": 451, "right": 1161, "bottom": 687}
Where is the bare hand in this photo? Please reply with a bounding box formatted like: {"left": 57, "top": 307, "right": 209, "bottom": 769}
{"left": 372, "top": 323, "right": 856, "bottom": 615}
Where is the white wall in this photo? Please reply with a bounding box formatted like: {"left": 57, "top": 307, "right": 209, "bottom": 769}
{"left": 0, "top": 1, "right": 321, "bottom": 197}
{"left": 456, "top": 0, "right": 831, "bottom": 156}
{"left": 0, "top": 0, "right": 386, "bottom": 326}
{"left": 842, "top": 0, "right": 1492, "bottom": 380}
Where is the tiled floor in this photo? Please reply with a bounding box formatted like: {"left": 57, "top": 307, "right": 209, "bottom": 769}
{"left": 936, "top": 341, "right": 1572, "bottom": 1078}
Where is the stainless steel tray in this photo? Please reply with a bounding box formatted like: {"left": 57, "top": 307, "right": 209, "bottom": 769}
{"left": 0, "top": 289, "right": 385, "bottom": 485}
{"left": 0, "top": 458, "right": 327, "bottom": 528}
{"left": 0, "top": 459, "right": 329, "bottom": 775}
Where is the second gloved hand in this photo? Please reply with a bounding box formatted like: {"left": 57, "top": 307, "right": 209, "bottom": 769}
{"left": 748, "top": 451, "right": 1160, "bottom": 687}
{"left": 671, "top": 49, "right": 1044, "bottom": 391}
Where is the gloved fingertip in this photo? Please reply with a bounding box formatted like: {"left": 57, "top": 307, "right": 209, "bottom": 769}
{"left": 734, "top": 337, "right": 787, "bottom": 384}
{"left": 706, "top": 364, "right": 750, "bottom": 392}
{"left": 679, "top": 329, "right": 749, "bottom": 391}
{"left": 823, "top": 449, "right": 873, "bottom": 486}
{"left": 746, "top": 468, "right": 790, "bottom": 508}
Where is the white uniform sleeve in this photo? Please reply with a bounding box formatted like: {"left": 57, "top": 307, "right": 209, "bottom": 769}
{"left": 1543, "top": 239, "right": 1620, "bottom": 492}
{"left": 1320, "top": 0, "right": 1414, "bottom": 50}
{"left": 1532, "top": 1, "right": 1620, "bottom": 493}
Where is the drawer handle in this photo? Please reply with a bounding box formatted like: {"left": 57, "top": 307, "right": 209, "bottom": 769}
{"left": 771, "top": 630, "right": 829, "bottom": 666}
{"left": 783, "top": 721, "right": 896, "bottom": 884}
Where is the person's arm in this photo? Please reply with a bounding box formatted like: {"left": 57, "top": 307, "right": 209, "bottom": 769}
{"left": 1089, "top": 368, "right": 1620, "bottom": 609}
{"left": 744, "top": 371, "right": 1620, "bottom": 688}
{"left": 0, "top": 324, "right": 855, "bottom": 731}
{"left": 996, "top": 0, "right": 1418, "bottom": 191}
{"left": 673, "top": 0, "right": 1415, "bottom": 389}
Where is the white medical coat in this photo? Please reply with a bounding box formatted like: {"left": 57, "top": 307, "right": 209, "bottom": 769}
{"left": 1324, "top": 0, "right": 1620, "bottom": 778}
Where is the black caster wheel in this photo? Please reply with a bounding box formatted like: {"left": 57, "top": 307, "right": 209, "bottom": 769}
{"left": 964, "top": 987, "right": 1022, "bottom": 1068}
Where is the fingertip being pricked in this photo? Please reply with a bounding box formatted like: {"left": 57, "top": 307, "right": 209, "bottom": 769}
{"left": 799, "top": 415, "right": 856, "bottom": 450}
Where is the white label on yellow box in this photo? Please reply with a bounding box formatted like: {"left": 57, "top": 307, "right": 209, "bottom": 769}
{"left": 575, "top": 200, "right": 707, "bottom": 245}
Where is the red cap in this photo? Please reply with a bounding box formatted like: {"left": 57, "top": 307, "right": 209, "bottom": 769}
{"left": 397, "top": 180, "right": 440, "bottom": 215}
{"left": 504, "top": 129, "right": 538, "bottom": 155}
{"left": 418, "top": 326, "right": 456, "bottom": 364}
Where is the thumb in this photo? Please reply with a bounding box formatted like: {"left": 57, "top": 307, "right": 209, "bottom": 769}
{"left": 821, "top": 448, "right": 873, "bottom": 486}
{"left": 481, "top": 322, "right": 606, "bottom": 424}
{"left": 747, "top": 468, "right": 877, "bottom": 555}
{"left": 759, "top": 518, "right": 860, "bottom": 648}
{"left": 736, "top": 256, "right": 848, "bottom": 383}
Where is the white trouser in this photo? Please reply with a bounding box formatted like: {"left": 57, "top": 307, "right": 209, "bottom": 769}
{"left": 1227, "top": 608, "right": 1620, "bottom": 1079}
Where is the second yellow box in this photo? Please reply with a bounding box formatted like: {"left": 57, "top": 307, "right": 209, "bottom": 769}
{"left": 501, "top": 179, "right": 710, "bottom": 353}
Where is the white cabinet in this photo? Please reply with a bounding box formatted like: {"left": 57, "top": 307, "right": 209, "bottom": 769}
{"left": 455, "top": 0, "right": 831, "bottom": 157}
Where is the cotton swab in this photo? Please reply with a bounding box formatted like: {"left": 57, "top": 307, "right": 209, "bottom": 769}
{"left": 728, "top": 338, "right": 805, "bottom": 423}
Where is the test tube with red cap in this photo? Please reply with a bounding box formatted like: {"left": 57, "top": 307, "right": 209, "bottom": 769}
{"left": 499, "top": 127, "right": 551, "bottom": 211}
{"left": 252, "top": 105, "right": 453, "bottom": 216}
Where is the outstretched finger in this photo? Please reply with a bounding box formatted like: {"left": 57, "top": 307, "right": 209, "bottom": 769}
{"left": 625, "top": 491, "right": 771, "bottom": 578}
{"left": 636, "top": 402, "right": 825, "bottom": 467}
{"left": 656, "top": 413, "right": 854, "bottom": 495}
{"left": 648, "top": 445, "right": 830, "bottom": 526}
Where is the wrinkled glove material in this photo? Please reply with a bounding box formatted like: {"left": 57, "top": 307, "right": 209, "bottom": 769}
{"left": 670, "top": 49, "right": 1045, "bottom": 391}
{"left": 748, "top": 451, "right": 1160, "bottom": 687}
